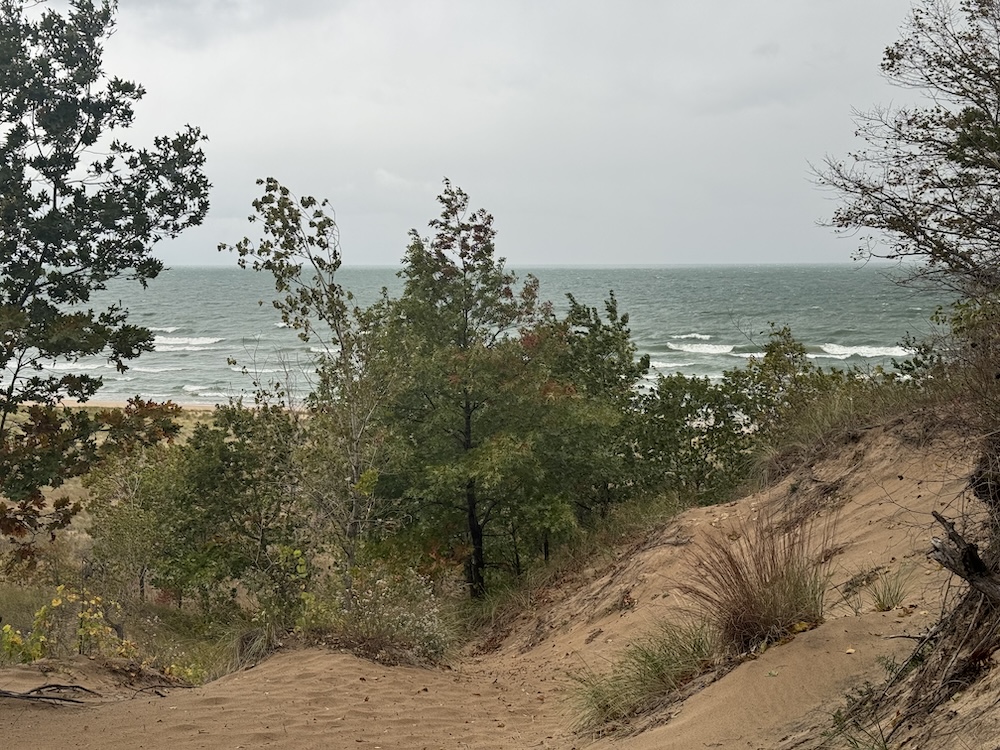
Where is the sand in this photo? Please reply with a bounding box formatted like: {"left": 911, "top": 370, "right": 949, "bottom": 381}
{"left": 0, "top": 418, "right": 979, "bottom": 749}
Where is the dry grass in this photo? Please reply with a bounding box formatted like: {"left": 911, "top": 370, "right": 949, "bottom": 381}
{"left": 679, "top": 513, "right": 832, "bottom": 654}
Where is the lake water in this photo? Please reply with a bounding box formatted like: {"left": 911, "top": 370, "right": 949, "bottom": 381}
{"left": 41, "top": 264, "right": 948, "bottom": 405}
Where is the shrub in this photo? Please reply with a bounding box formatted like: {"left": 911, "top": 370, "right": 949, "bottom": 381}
{"left": 1, "top": 585, "right": 135, "bottom": 663}
{"left": 299, "top": 565, "right": 454, "bottom": 664}
{"left": 680, "top": 513, "right": 831, "bottom": 654}
{"left": 572, "top": 620, "right": 717, "bottom": 733}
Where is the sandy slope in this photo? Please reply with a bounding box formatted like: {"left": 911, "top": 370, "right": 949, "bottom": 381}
{"left": 1, "top": 420, "right": 977, "bottom": 749}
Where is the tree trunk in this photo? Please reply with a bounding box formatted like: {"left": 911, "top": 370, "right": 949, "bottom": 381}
{"left": 930, "top": 511, "right": 1000, "bottom": 606}
{"left": 466, "top": 478, "right": 486, "bottom": 598}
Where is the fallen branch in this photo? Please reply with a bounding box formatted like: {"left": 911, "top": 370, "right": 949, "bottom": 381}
{"left": 0, "top": 684, "right": 101, "bottom": 705}
{"left": 930, "top": 511, "right": 1000, "bottom": 605}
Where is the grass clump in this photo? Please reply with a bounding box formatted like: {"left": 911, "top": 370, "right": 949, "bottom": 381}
{"left": 681, "top": 514, "right": 831, "bottom": 655}
{"left": 864, "top": 566, "right": 912, "bottom": 612}
{"left": 573, "top": 620, "right": 717, "bottom": 733}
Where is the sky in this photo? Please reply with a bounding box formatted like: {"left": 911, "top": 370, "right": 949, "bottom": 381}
{"left": 99, "top": 0, "right": 917, "bottom": 267}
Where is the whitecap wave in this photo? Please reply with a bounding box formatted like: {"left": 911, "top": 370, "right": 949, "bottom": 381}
{"left": 666, "top": 342, "right": 734, "bottom": 355}
{"left": 149, "top": 326, "right": 179, "bottom": 333}
{"left": 229, "top": 366, "right": 284, "bottom": 374}
{"left": 808, "top": 352, "right": 851, "bottom": 361}
{"left": 820, "top": 344, "right": 910, "bottom": 358}
{"left": 44, "top": 362, "right": 110, "bottom": 371}
{"left": 155, "top": 345, "right": 219, "bottom": 352}
{"left": 132, "top": 366, "right": 187, "bottom": 373}
{"left": 649, "top": 360, "right": 696, "bottom": 369}
{"left": 154, "top": 336, "right": 223, "bottom": 346}
{"left": 673, "top": 333, "right": 711, "bottom": 340}
{"left": 727, "top": 352, "right": 766, "bottom": 359}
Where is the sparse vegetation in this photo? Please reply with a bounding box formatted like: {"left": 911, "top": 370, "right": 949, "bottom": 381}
{"left": 571, "top": 510, "right": 836, "bottom": 734}
{"left": 680, "top": 514, "right": 832, "bottom": 655}
{"left": 865, "top": 565, "right": 912, "bottom": 612}
{"left": 572, "top": 620, "right": 717, "bottom": 733}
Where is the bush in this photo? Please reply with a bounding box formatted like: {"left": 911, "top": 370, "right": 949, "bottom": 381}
{"left": 1, "top": 584, "right": 135, "bottom": 664}
{"left": 299, "top": 565, "right": 454, "bottom": 664}
{"left": 680, "top": 513, "right": 831, "bottom": 654}
{"left": 572, "top": 620, "right": 717, "bottom": 733}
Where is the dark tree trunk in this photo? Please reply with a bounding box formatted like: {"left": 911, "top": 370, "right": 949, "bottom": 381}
{"left": 466, "top": 478, "right": 486, "bottom": 598}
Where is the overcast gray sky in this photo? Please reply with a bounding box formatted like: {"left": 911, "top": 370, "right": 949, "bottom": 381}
{"left": 102, "top": 0, "right": 915, "bottom": 266}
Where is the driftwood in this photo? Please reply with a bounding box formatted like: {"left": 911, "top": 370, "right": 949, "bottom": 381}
{"left": 0, "top": 684, "right": 101, "bottom": 705}
{"left": 930, "top": 511, "right": 1000, "bottom": 605}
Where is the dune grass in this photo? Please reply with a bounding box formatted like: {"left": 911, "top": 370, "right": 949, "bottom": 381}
{"left": 865, "top": 565, "right": 912, "bottom": 612}
{"left": 680, "top": 514, "right": 832, "bottom": 655}
{"left": 572, "top": 511, "right": 833, "bottom": 734}
{"left": 572, "top": 620, "right": 717, "bottom": 733}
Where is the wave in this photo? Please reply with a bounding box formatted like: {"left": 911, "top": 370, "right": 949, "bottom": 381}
{"left": 726, "top": 352, "right": 766, "bottom": 359}
{"left": 44, "top": 362, "right": 110, "bottom": 371}
{"left": 229, "top": 366, "right": 285, "bottom": 374}
{"left": 154, "top": 336, "right": 223, "bottom": 346}
{"left": 666, "top": 342, "right": 734, "bottom": 355}
{"left": 649, "top": 360, "right": 697, "bottom": 369}
{"left": 149, "top": 326, "right": 179, "bottom": 333}
{"left": 820, "top": 344, "right": 910, "bottom": 358}
{"left": 132, "top": 366, "right": 187, "bottom": 373}
{"left": 154, "top": 346, "right": 220, "bottom": 352}
{"left": 673, "top": 333, "right": 711, "bottom": 340}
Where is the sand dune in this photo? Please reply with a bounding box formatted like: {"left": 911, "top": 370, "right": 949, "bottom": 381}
{"left": 1, "top": 420, "right": 977, "bottom": 749}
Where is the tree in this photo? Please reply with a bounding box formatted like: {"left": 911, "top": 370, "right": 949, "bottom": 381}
{"left": 541, "top": 293, "right": 649, "bottom": 520}
{"left": 817, "top": 5, "right": 1000, "bottom": 718}
{"left": 818, "top": 0, "right": 1000, "bottom": 299}
{"left": 221, "top": 178, "right": 395, "bottom": 609}
{"left": 0, "top": 0, "right": 210, "bottom": 548}
{"left": 380, "top": 180, "right": 549, "bottom": 598}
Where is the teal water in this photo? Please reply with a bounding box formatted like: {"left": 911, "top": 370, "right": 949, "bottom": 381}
{"left": 43, "top": 264, "right": 948, "bottom": 405}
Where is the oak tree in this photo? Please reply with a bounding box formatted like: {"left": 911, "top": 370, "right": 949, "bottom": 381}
{"left": 0, "top": 0, "right": 210, "bottom": 550}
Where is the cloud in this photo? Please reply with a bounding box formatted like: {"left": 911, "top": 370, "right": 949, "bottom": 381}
{"left": 97, "top": 0, "right": 917, "bottom": 266}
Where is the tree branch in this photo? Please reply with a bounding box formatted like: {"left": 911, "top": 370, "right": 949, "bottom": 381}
{"left": 930, "top": 510, "right": 1000, "bottom": 605}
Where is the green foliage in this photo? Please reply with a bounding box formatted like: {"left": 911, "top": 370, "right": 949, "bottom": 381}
{"left": 86, "top": 403, "right": 312, "bottom": 619}
{"left": 1, "top": 584, "right": 135, "bottom": 664}
{"left": 637, "top": 325, "right": 852, "bottom": 504}
{"left": 0, "top": 0, "right": 208, "bottom": 549}
{"left": 573, "top": 620, "right": 717, "bottom": 733}
{"left": 222, "top": 178, "right": 396, "bottom": 610}
{"left": 375, "top": 181, "right": 565, "bottom": 597}
{"left": 298, "top": 565, "right": 455, "bottom": 665}
{"left": 638, "top": 372, "right": 750, "bottom": 505}
{"left": 372, "top": 181, "right": 658, "bottom": 597}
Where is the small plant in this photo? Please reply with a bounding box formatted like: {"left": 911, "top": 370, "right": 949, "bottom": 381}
{"left": 836, "top": 567, "right": 885, "bottom": 616}
{"left": 825, "top": 681, "right": 891, "bottom": 750}
{"left": 680, "top": 513, "right": 832, "bottom": 654}
{"left": 572, "top": 620, "right": 717, "bottom": 733}
{"left": 298, "top": 565, "right": 455, "bottom": 664}
{"left": 0, "top": 585, "right": 135, "bottom": 663}
{"left": 865, "top": 566, "right": 912, "bottom": 612}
